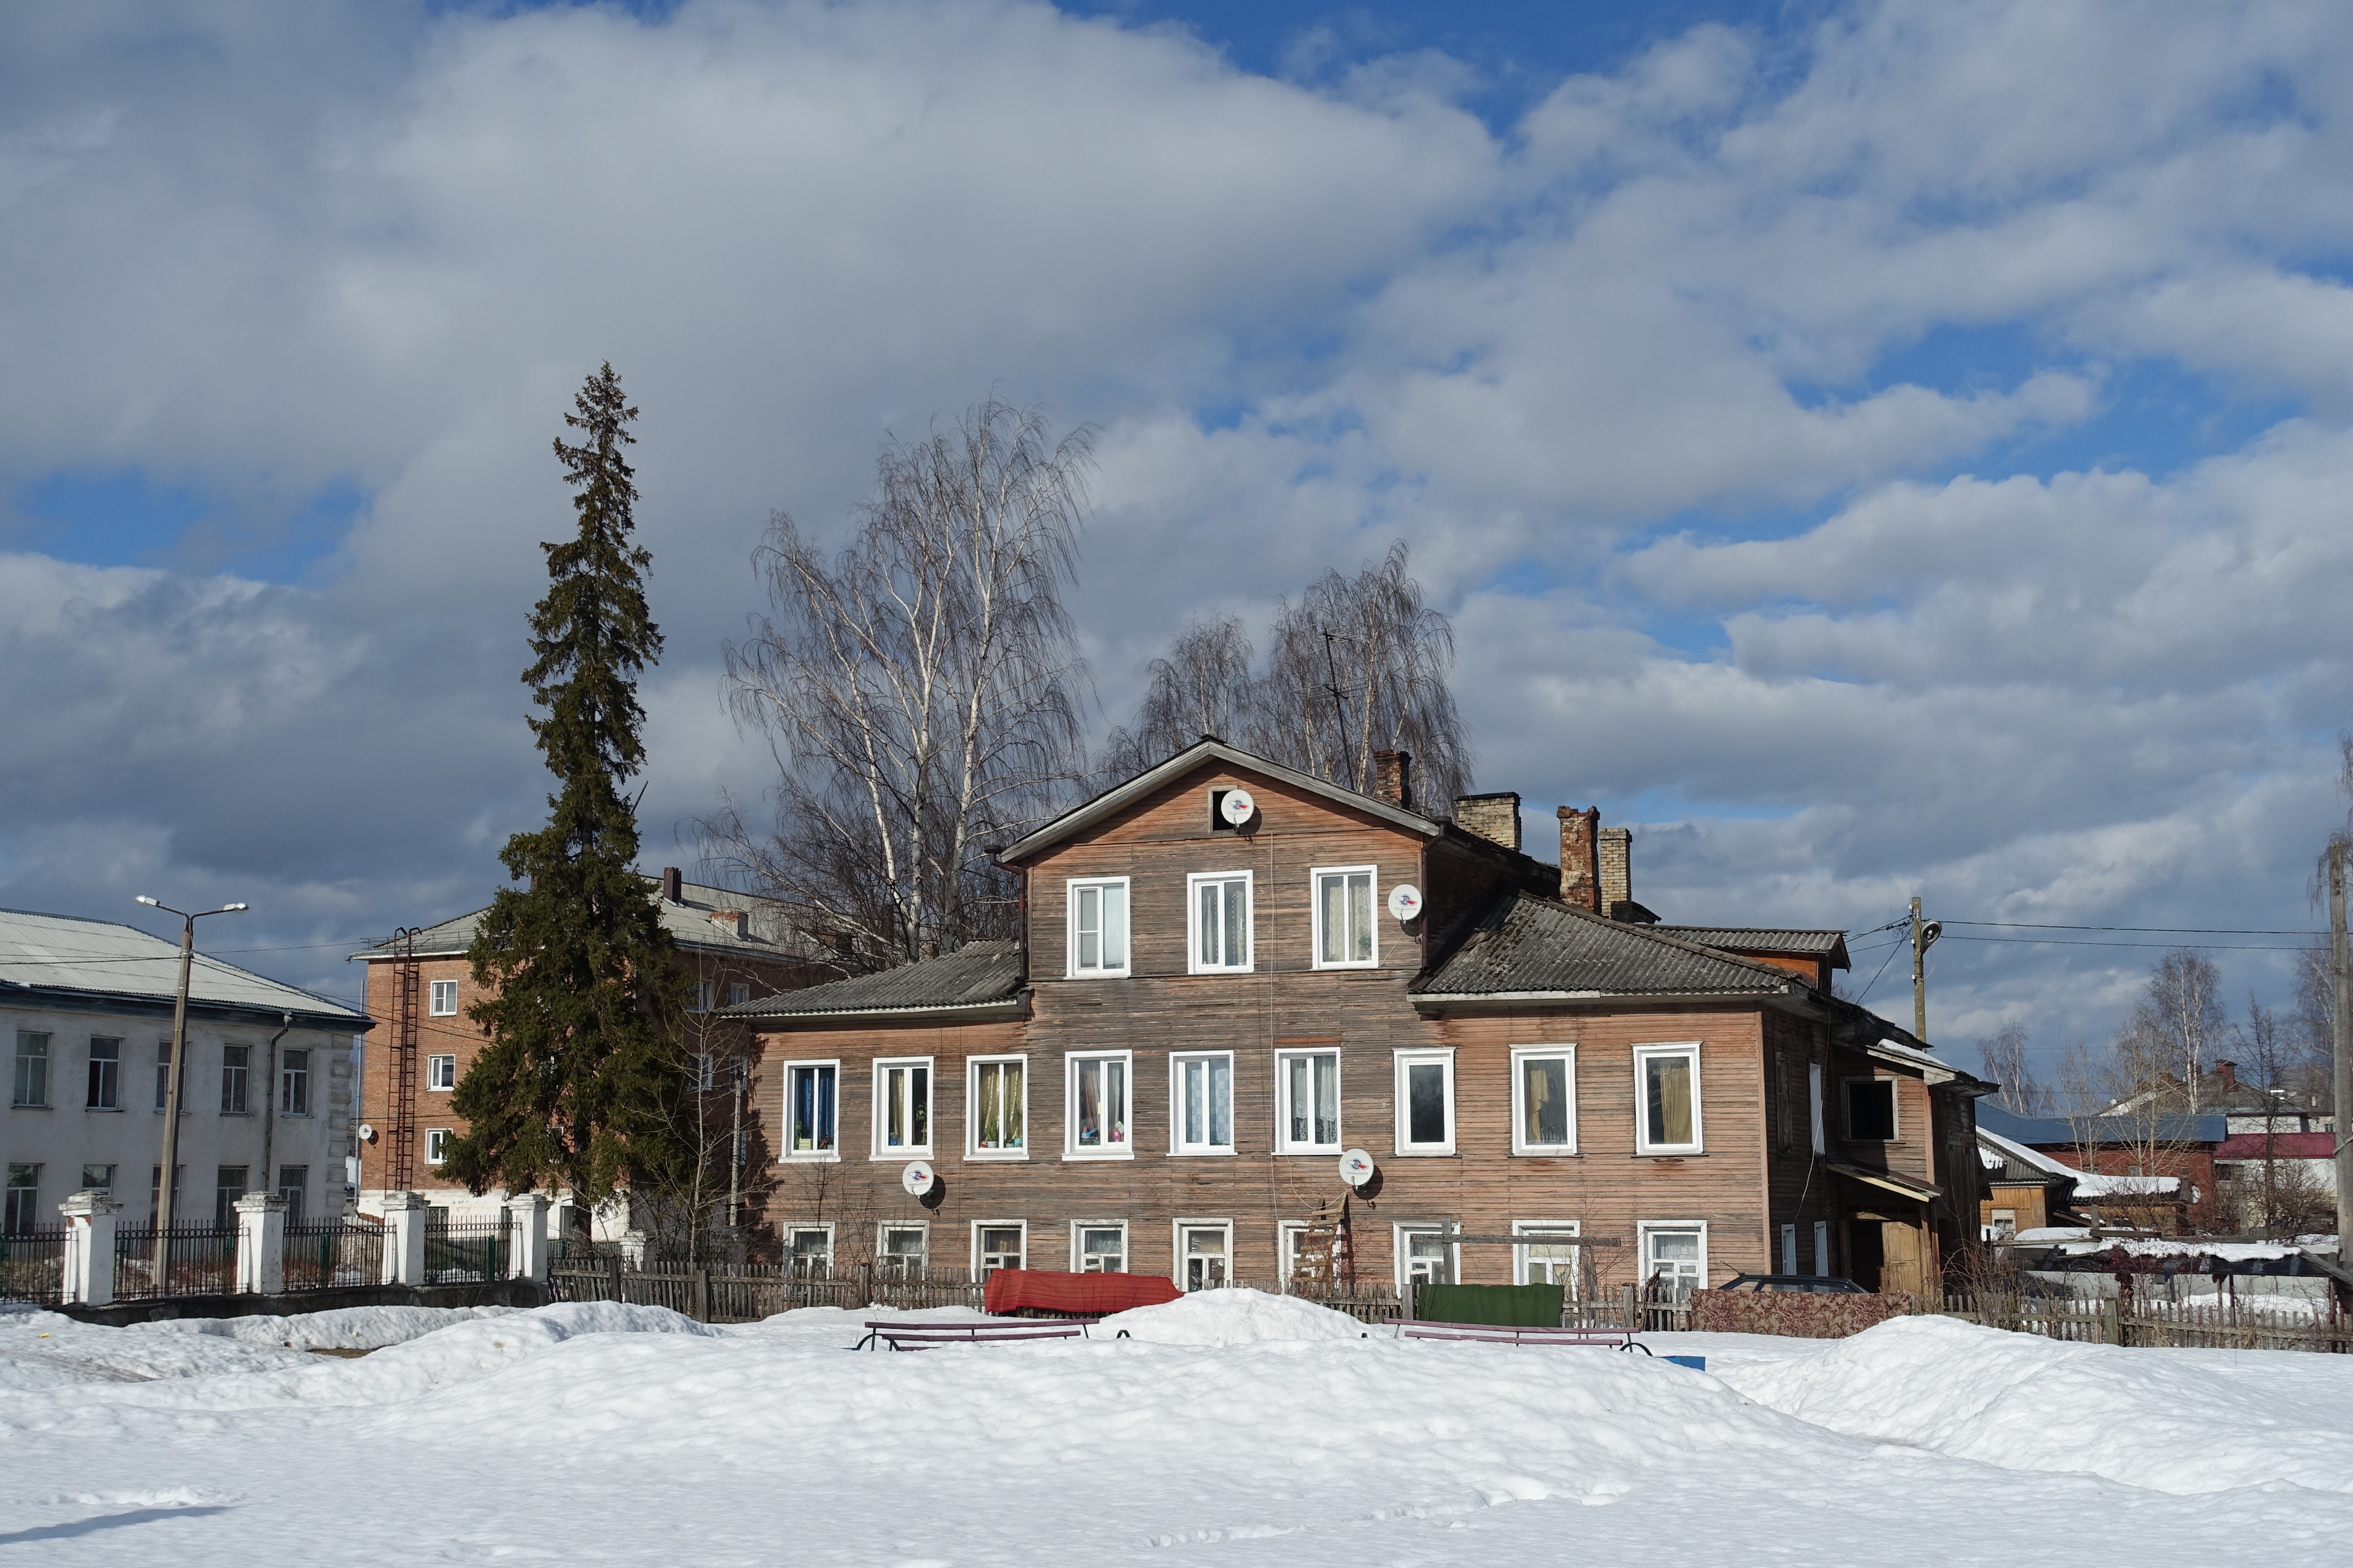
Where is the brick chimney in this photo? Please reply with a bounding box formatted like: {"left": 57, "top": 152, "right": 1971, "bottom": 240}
{"left": 2215, "top": 1059, "right": 2236, "bottom": 1089}
{"left": 1374, "top": 750, "right": 1413, "bottom": 810}
{"left": 1598, "top": 827, "right": 1633, "bottom": 919}
{"left": 661, "top": 866, "right": 683, "bottom": 903}
{"left": 1455, "top": 792, "right": 1521, "bottom": 851}
{"left": 1558, "top": 807, "right": 1600, "bottom": 913}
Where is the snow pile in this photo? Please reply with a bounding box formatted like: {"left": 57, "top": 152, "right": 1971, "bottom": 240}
{"left": 1717, "top": 1315, "right": 2353, "bottom": 1495}
{"left": 0, "top": 1310, "right": 313, "bottom": 1391}
{"left": 133, "top": 1303, "right": 517, "bottom": 1352}
{"left": 1098, "top": 1287, "right": 1366, "bottom": 1344}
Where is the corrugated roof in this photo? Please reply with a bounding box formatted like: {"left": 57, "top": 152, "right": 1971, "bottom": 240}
{"left": 724, "top": 941, "right": 1024, "bottom": 1019}
{"left": 0, "top": 907, "right": 367, "bottom": 1025}
{"left": 1976, "top": 1102, "right": 2227, "bottom": 1147}
{"left": 1411, "top": 892, "right": 1801, "bottom": 1000}
{"left": 1651, "top": 926, "right": 1849, "bottom": 957}
{"left": 354, "top": 876, "right": 814, "bottom": 963}
{"left": 2215, "top": 1131, "right": 2337, "bottom": 1161}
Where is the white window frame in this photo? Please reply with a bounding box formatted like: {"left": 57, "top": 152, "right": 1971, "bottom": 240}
{"left": 424, "top": 1128, "right": 451, "bottom": 1165}
{"left": 1632, "top": 1042, "right": 1704, "bottom": 1156}
{"left": 1063, "top": 1049, "right": 1135, "bottom": 1160}
{"left": 1511, "top": 1220, "right": 1581, "bottom": 1295}
{"left": 973, "top": 1219, "right": 1027, "bottom": 1276}
{"left": 966, "top": 1054, "right": 1029, "bottom": 1161}
{"left": 787, "top": 1223, "right": 836, "bottom": 1277}
{"left": 1812, "top": 1218, "right": 1830, "bottom": 1277}
{"left": 1186, "top": 869, "right": 1254, "bottom": 974}
{"left": 1808, "top": 1061, "right": 1825, "bottom": 1154}
{"left": 428, "top": 979, "right": 458, "bottom": 1017}
{"left": 1392, "top": 1048, "right": 1456, "bottom": 1157}
{"left": 779, "top": 1058, "right": 841, "bottom": 1162}
{"left": 1309, "top": 864, "right": 1379, "bottom": 969}
{"left": 877, "top": 1222, "right": 928, "bottom": 1276}
{"left": 1274, "top": 1048, "right": 1342, "bottom": 1154}
{"left": 1277, "top": 1221, "right": 1309, "bottom": 1293}
{"left": 871, "top": 1057, "right": 935, "bottom": 1159}
{"left": 1843, "top": 1075, "right": 1898, "bottom": 1142}
{"left": 1638, "top": 1219, "right": 1708, "bottom": 1300}
{"left": 426, "top": 1054, "right": 457, "bottom": 1092}
{"left": 1072, "top": 1220, "right": 1128, "bottom": 1274}
{"left": 1509, "top": 1045, "right": 1578, "bottom": 1156}
{"left": 1394, "top": 1223, "right": 1458, "bottom": 1291}
{"left": 1173, "top": 1217, "right": 1235, "bottom": 1292}
{"left": 1168, "top": 1050, "right": 1236, "bottom": 1156}
{"left": 1065, "top": 876, "right": 1132, "bottom": 978}
{"left": 1781, "top": 1222, "right": 1798, "bottom": 1275}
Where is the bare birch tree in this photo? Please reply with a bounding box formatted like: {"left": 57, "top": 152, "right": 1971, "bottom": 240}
{"left": 1096, "top": 615, "right": 1257, "bottom": 781}
{"left": 707, "top": 398, "right": 1093, "bottom": 965}
{"left": 1974, "top": 1022, "right": 2044, "bottom": 1117}
{"left": 2127, "top": 949, "right": 2228, "bottom": 1112}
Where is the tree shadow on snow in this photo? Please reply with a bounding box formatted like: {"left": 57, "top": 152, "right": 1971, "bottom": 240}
{"left": 0, "top": 1505, "right": 232, "bottom": 1544}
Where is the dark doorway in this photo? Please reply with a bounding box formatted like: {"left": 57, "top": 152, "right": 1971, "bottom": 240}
{"left": 1845, "top": 1219, "right": 1885, "bottom": 1292}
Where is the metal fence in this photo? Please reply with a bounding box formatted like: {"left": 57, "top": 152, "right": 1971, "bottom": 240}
{"left": 424, "top": 1219, "right": 509, "bottom": 1285}
{"left": 0, "top": 1227, "right": 68, "bottom": 1306}
{"left": 113, "top": 1224, "right": 239, "bottom": 1299}
{"left": 283, "top": 1219, "right": 387, "bottom": 1291}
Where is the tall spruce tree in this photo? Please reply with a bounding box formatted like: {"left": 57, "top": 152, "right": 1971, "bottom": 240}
{"left": 447, "top": 364, "right": 689, "bottom": 1206}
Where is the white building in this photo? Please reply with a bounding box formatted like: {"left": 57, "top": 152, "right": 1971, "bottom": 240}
{"left": 3, "top": 908, "right": 371, "bottom": 1233}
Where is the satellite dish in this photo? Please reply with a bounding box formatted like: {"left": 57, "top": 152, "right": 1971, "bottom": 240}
{"left": 1386, "top": 884, "right": 1423, "bottom": 922}
{"left": 1220, "top": 788, "right": 1257, "bottom": 825}
{"left": 357, "top": 1123, "right": 376, "bottom": 1143}
{"left": 1338, "top": 1149, "right": 1376, "bottom": 1187}
{"left": 901, "top": 1160, "right": 936, "bottom": 1197}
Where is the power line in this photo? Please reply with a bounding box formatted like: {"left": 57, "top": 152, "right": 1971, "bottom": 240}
{"left": 1942, "top": 934, "right": 2313, "bottom": 952}
{"left": 1946, "top": 920, "right": 2325, "bottom": 936}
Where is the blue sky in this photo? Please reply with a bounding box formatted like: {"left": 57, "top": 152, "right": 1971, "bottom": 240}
{"left": 3, "top": 0, "right": 2351, "bottom": 1072}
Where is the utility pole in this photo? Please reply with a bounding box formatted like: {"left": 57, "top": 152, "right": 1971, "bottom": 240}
{"left": 1910, "top": 896, "right": 1942, "bottom": 1042}
{"left": 134, "top": 896, "right": 246, "bottom": 1293}
{"left": 2331, "top": 840, "right": 2350, "bottom": 1246}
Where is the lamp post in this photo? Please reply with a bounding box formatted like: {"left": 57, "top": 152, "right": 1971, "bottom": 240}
{"left": 135, "top": 896, "right": 246, "bottom": 1292}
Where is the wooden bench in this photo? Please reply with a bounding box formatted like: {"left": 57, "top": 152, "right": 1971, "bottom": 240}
{"left": 856, "top": 1318, "right": 1104, "bottom": 1351}
{"left": 1397, "top": 1322, "right": 1651, "bottom": 1353}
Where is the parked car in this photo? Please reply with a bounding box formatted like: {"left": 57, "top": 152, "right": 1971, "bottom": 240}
{"left": 1715, "top": 1273, "right": 1869, "bottom": 1294}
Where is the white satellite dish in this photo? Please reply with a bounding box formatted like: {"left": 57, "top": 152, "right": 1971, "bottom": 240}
{"left": 901, "top": 1160, "right": 936, "bottom": 1197}
{"left": 1220, "top": 788, "right": 1257, "bottom": 825}
{"left": 1386, "top": 884, "right": 1423, "bottom": 922}
{"left": 356, "top": 1123, "right": 376, "bottom": 1144}
{"left": 1338, "top": 1148, "right": 1376, "bottom": 1187}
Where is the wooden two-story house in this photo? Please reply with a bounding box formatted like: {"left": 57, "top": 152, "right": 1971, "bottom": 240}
{"left": 727, "top": 740, "right": 1990, "bottom": 1299}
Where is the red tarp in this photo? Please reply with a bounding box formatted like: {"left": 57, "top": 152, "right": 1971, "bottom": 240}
{"left": 981, "top": 1269, "right": 1181, "bottom": 1317}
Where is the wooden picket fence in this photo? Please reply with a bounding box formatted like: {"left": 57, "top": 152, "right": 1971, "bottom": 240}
{"left": 1923, "top": 1291, "right": 2353, "bottom": 1352}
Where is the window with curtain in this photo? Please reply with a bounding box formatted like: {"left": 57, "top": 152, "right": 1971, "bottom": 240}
{"left": 874, "top": 1059, "right": 932, "bottom": 1155}
{"left": 1634, "top": 1044, "right": 1702, "bottom": 1154}
{"left": 1172, "top": 1053, "right": 1233, "bottom": 1154}
{"left": 1313, "top": 866, "right": 1377, "bottom": 967}
{"left": 1076, "top": 1224, "right": 1126, "bottom": 1273}
{"left": 971, "top": 1057, "right": 1026, "bottom": 1154}
{"left": 1068, "top": 878, "right": 1130, "bottom": 976}
{"left": 786, "top": 1062, "right": 837, "bottom": 1156}
{"left": 1188, "top": 872, "right": 1251, "bottom": 973}
{"left": 1067, "top": 1053, "right": 1131, "bottom": 1155}
{"left": 1277, "top": 1049, "right": 1340, "bottom": 1151}
{"left": 1512, "top": 1047, "right": 1575, "bottom": 1154}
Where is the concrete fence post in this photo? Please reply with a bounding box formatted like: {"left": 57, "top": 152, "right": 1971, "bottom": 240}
{"left": 620, "top": 1228, "right": 649, "bottom": 1269}
{"left": 506, "top": 1192, "right": 550, "bottom": 1283}
{"left": 234, "top": 1191, "right": 289, "bottom": 1295}
{"left": 380, "top": 1191, "right": 430, "bottom": 1287}
{"left": 59, "top": 1190, "right": 122, "bottom": 1306}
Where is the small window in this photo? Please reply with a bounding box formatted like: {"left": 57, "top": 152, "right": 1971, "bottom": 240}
{"left": 1633, "top": 1044, "right": 1703, "bottom": 1155}
{"left": 1075, "top": 1222, "right": 1127, "bottom": 1274}
{"left": 427, "top": 1054, "right": 457, "bottom": 1092}
{"left": 86, "top": 1037, "right": 121, "bottom": 1111}
{"left": 878, "top": 1224, "right": 927, "bottom": 1277}
{"left": 784, "top": 1061, "right": 838, "bottom": 1158}
{"left": 1989, "top": 1208, "right": 2017, "bottom": 1241}
{"left": 1312, "top": 866, "right": 1378, "bottom": 968}
{"left": 1065, "top": 1051, "right": 1132, "bottom": 1158}
{"left": 1511, "top": 1046, "right": 1576, "bottom": 1155}
{"left": 1514, "top": 1222, "right": 1580, "bottom": 1294}
{"left": 1176, "top": 1221, "right": 1231, "bottom": 1291}
{"left": 1170, "top": 1052, "right": 1234, "bottom": 1155}
{"left": 729, "top": 982, "right": 750, "bottom": 1007}
{"left": 1639, "top": 1221, "right": 1707, "bottom": 1302}
{"left": 12, "top": 1031, "right": 50, "bottom": 1108}
{"left": 424, "top": 1129, "right": 451, "bottom": 1165}
{"left": 975, "top": 1222, "right": 1025, "bottom": 1278}
{"left": 1067, "top": 878, "right": 1131, "bottom": 977}
{"left": 277, "top": 1165, "right": 308, "bottom": 1225}
{"left": 1396, "top": 1225, "right": 1453, "bottom": 1290}
{"left": 1393, "top": 1050, "right": 1455, "bottom": 1156}
{"left": 1845, "top": 1078, "right": 1897, "bottom": 1142}
{"left": 214, "top": 1166, "right": 249, "bottom": 1229}
{"left": 154, "top": 1041, "right": 173, "bottom": 1112}
{"left": 3, "top": 1165, "right": 40, "bottom": 1234}
{"left": 428, "top": 980, "right": 458, "bottom": 1016}
{"left": 873, "top": 1058, "right": 933, "bottom": 1157}
{"left": 280, "top": 1049, "right": 311, "bottom": 1116}
{"left": 969, "top": 1056, "right": 1027, "bottom": 1157}
{"left": 1276, "top": 1049, "right": 1341, "bottom": 1153}
{"left": 81, "top": 1163, "right": 115, "bottom": 1194}
{"left": 1187, "top": 871, "right": 1252, "bottom": 973}
{"left": 221, "top": 1044, "right": 250, "bottom": 1115}
{"left": 788, "top": 1226, "right": 834, "bottom": 1278}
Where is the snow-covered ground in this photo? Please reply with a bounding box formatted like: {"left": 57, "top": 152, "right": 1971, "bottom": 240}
{"left": 4, "top": 1292, "right": 2350, "bottom": 1564}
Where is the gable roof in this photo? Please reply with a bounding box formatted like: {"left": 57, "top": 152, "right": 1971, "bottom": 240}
{"left": 724, "top": 941, "right": 1024, "bottom": 1021}
{"left": 1410, "top": 890, "right": 1804, "bottom": 1002}
{"left": 1649, "top": 927, "right": 1852, "bottom": 969}
{"left": 998, "top": 737, "right": 1443, "bottom": 864}
{"left": 353, "top": 875, "right": 815, "bottom": 964}
{"left": 0, "top": 907, "right": 368, "bottom": 1029}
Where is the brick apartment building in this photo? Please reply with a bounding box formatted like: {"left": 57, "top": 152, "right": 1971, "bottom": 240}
{"left": 727, "top": 738, "right": 1990, "bottom": 1299}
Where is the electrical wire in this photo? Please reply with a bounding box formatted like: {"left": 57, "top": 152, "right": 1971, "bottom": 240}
{"left": 1945, "top": 920, "right": 2325, "bottom": 935}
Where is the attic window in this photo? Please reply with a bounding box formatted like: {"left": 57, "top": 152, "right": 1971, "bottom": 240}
{"left": 1845, "top": 1079, "right": 1896, "bottom": 1141}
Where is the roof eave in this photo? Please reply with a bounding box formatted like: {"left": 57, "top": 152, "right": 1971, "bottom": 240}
{"left": 1412, "top": 986, "right": 1789, "bottom": 1013}
{"left": 737, "top": 997, "right": 1028, "bottom": 1027}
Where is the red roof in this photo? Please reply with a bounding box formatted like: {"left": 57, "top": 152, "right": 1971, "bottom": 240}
{"left": 2214, "top": 1131, "right": 2337, "bottom": 1160}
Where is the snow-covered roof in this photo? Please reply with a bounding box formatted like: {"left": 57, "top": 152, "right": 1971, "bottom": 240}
{"left": 1977, "top": 1126, "right": 2180, "bottom": 1197}
{"left": 0, "top": 906, "right": 368, "bottom": 1028}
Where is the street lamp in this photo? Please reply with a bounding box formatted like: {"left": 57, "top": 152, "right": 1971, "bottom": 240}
{"left": 136, "top": 896, "right": 247, "bottom": 1292}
